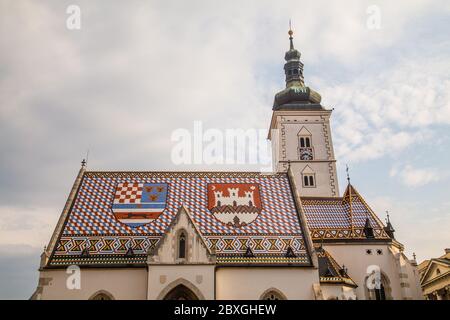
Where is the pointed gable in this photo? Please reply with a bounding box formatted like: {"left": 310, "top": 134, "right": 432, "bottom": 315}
{"left": 301, "top": 183, "right": 390, "bottom": 241}
{"left": 301, "top": 165, "right": 315, "bottom": 174}
{"left": 420, "top": 259, "right": 450, "bottom": 286}
{"left": 149, "top": 206, "right": 214, "bottom": 264}
{"left": 297, "top": 126, "right": 312, "bottom": 136}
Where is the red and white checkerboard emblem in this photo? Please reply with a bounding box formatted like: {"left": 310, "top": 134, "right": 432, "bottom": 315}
{"left": 112, "top": 183, "right": 168, "bottom": 227}
{"left": 114, "top": 184, "right": 143, "bottom": 203}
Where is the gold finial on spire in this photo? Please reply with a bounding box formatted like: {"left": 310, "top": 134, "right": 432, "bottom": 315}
{"left": 288, "top": 19, "right": 294, "bottom": 49}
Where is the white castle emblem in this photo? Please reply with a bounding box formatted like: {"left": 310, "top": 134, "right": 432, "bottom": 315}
{"left": 208, "top": 184, "right": 262, "bottom": 227}
{"left": 213, "top": 187, "right": 255, "bottom": 207}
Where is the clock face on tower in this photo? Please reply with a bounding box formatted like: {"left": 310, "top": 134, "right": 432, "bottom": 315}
{"left": 300, "top": 148, "right": 313, "bottom": 160}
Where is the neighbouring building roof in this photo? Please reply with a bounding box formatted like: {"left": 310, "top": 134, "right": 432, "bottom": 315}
{"left": 301, "top": 184, "right": 390, "bottom": 241}
{"left": 47, "top": 171, "right": 313, "bottom": 267}
{"left": 419, "top": 249, "right": 450, "bottom": 287}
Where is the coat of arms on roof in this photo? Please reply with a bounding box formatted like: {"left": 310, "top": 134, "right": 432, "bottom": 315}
{"left": 207, "top": 183, "right": 262, "bottom": 227}
{"left": 112, "top": 183, "right": 168, "bottom": 227}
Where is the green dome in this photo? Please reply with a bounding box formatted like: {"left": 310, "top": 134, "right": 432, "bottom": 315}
{"left": 273, "top": 86, "right": 322, "bottom": 110}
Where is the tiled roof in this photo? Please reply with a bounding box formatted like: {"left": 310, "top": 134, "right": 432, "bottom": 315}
{"left": 301, "top": 185, "right": 390, "bottom": 241}
{"left": 316, "top": 245, "right": 357, "bottom": 287}
{"left": 49, "top": 171, "right": 311, "bottom": 266}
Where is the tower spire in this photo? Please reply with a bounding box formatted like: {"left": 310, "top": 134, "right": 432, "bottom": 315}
{"left": 283, "top": 22, "right": 304, "bottom": 88}
{"left": 272, "top": 22, "right": 323, "bottom": 110}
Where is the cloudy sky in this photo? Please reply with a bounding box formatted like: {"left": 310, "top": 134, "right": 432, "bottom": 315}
{"left": 1, "top": 0, "right": 449, "bottom": 299}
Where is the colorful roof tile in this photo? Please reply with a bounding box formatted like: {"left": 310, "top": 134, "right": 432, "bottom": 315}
{"left": 49, "top": 171, "right": 311, "bottom": 266}
{"left": 301, "top": 184, "right": 390, "bottom": 241}
{"left": 316, "top": 245, "right": 357, "bottom": 287}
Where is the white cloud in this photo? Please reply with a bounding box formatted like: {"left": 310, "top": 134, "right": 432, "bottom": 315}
{"left": 390, "top": 164, "right": 441, "bottom": 187}
{"left": 322, "top": 56, "right": 450, "bottom": 163}
{"left": 0, "top": 205, "right": 59, "bottom": 248}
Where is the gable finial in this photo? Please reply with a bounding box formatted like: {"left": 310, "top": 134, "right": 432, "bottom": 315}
{"left": 413, "top": 252, "right": 417, "bottom": 261}
{"left": 346, "top": 164, "right": 351, "bottom": 185}
{"left": 81, "top": 150, "right": 89, "bottom": 169}
{"left": 288, "top": 19, "right": 294, "bottom": 50}
{"left": 385, "top": 210, "right": 390, "bottom": 224}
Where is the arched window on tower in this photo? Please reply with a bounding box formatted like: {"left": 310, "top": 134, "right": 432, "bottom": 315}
{"left": 303, "top": 174, "right": 315, "bottom": 187}
{"left": 301, "top": 165, "right": 316, "bottom": 188}
{"left": 178, "top": 231, "right": 187, "bottom": 259}
{"left": 298, "top": 127, "right": 313, "bottom": 160}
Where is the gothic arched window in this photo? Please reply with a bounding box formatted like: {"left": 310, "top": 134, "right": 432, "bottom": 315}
{"left": 260, "top": 288, "right": 287, "bottom": 300}
{"left": 89, "top": 290, "right": 114, "bottom": 300}
{"left": 375, "top": 284, "right": 386, "bottom": 300}
{"left": 365, "top": 272, "right": 392, "bottom": 300}
{"left": 178, "top": 231, "right": 187, "bottom": 259}
{"left": 301, "top": 165, "right": 316, "bottom": 188}
{"left": 299, "top": 136, "right": 311, "bottom": 148}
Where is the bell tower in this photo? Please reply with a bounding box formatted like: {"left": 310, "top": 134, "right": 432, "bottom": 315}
{"left": 268, "top": 27, "right": 339, "bottom": 197}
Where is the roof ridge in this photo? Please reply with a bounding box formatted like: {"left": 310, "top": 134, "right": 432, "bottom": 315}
{"left": 84, "top": 170, "right": 281, "bottom": 174}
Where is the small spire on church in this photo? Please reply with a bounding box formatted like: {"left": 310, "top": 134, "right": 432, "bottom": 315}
{"left": 384, "top": 210, "right": 396, "bottom": 239}
{"left": 364, "top": 217, "right": 375, "bottom": 239}
{"left": 413, "top": 252, "right": 417, "bottom": 261}
{"left": 81, "top": 158, "right": 86, "bottom": 168}
{"left": 345, "top": 164, "right": 355, "bottom": 237}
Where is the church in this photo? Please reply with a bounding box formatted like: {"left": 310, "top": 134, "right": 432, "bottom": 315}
{"left": 31, "top": 29, "right": 423, "bottom": 300}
